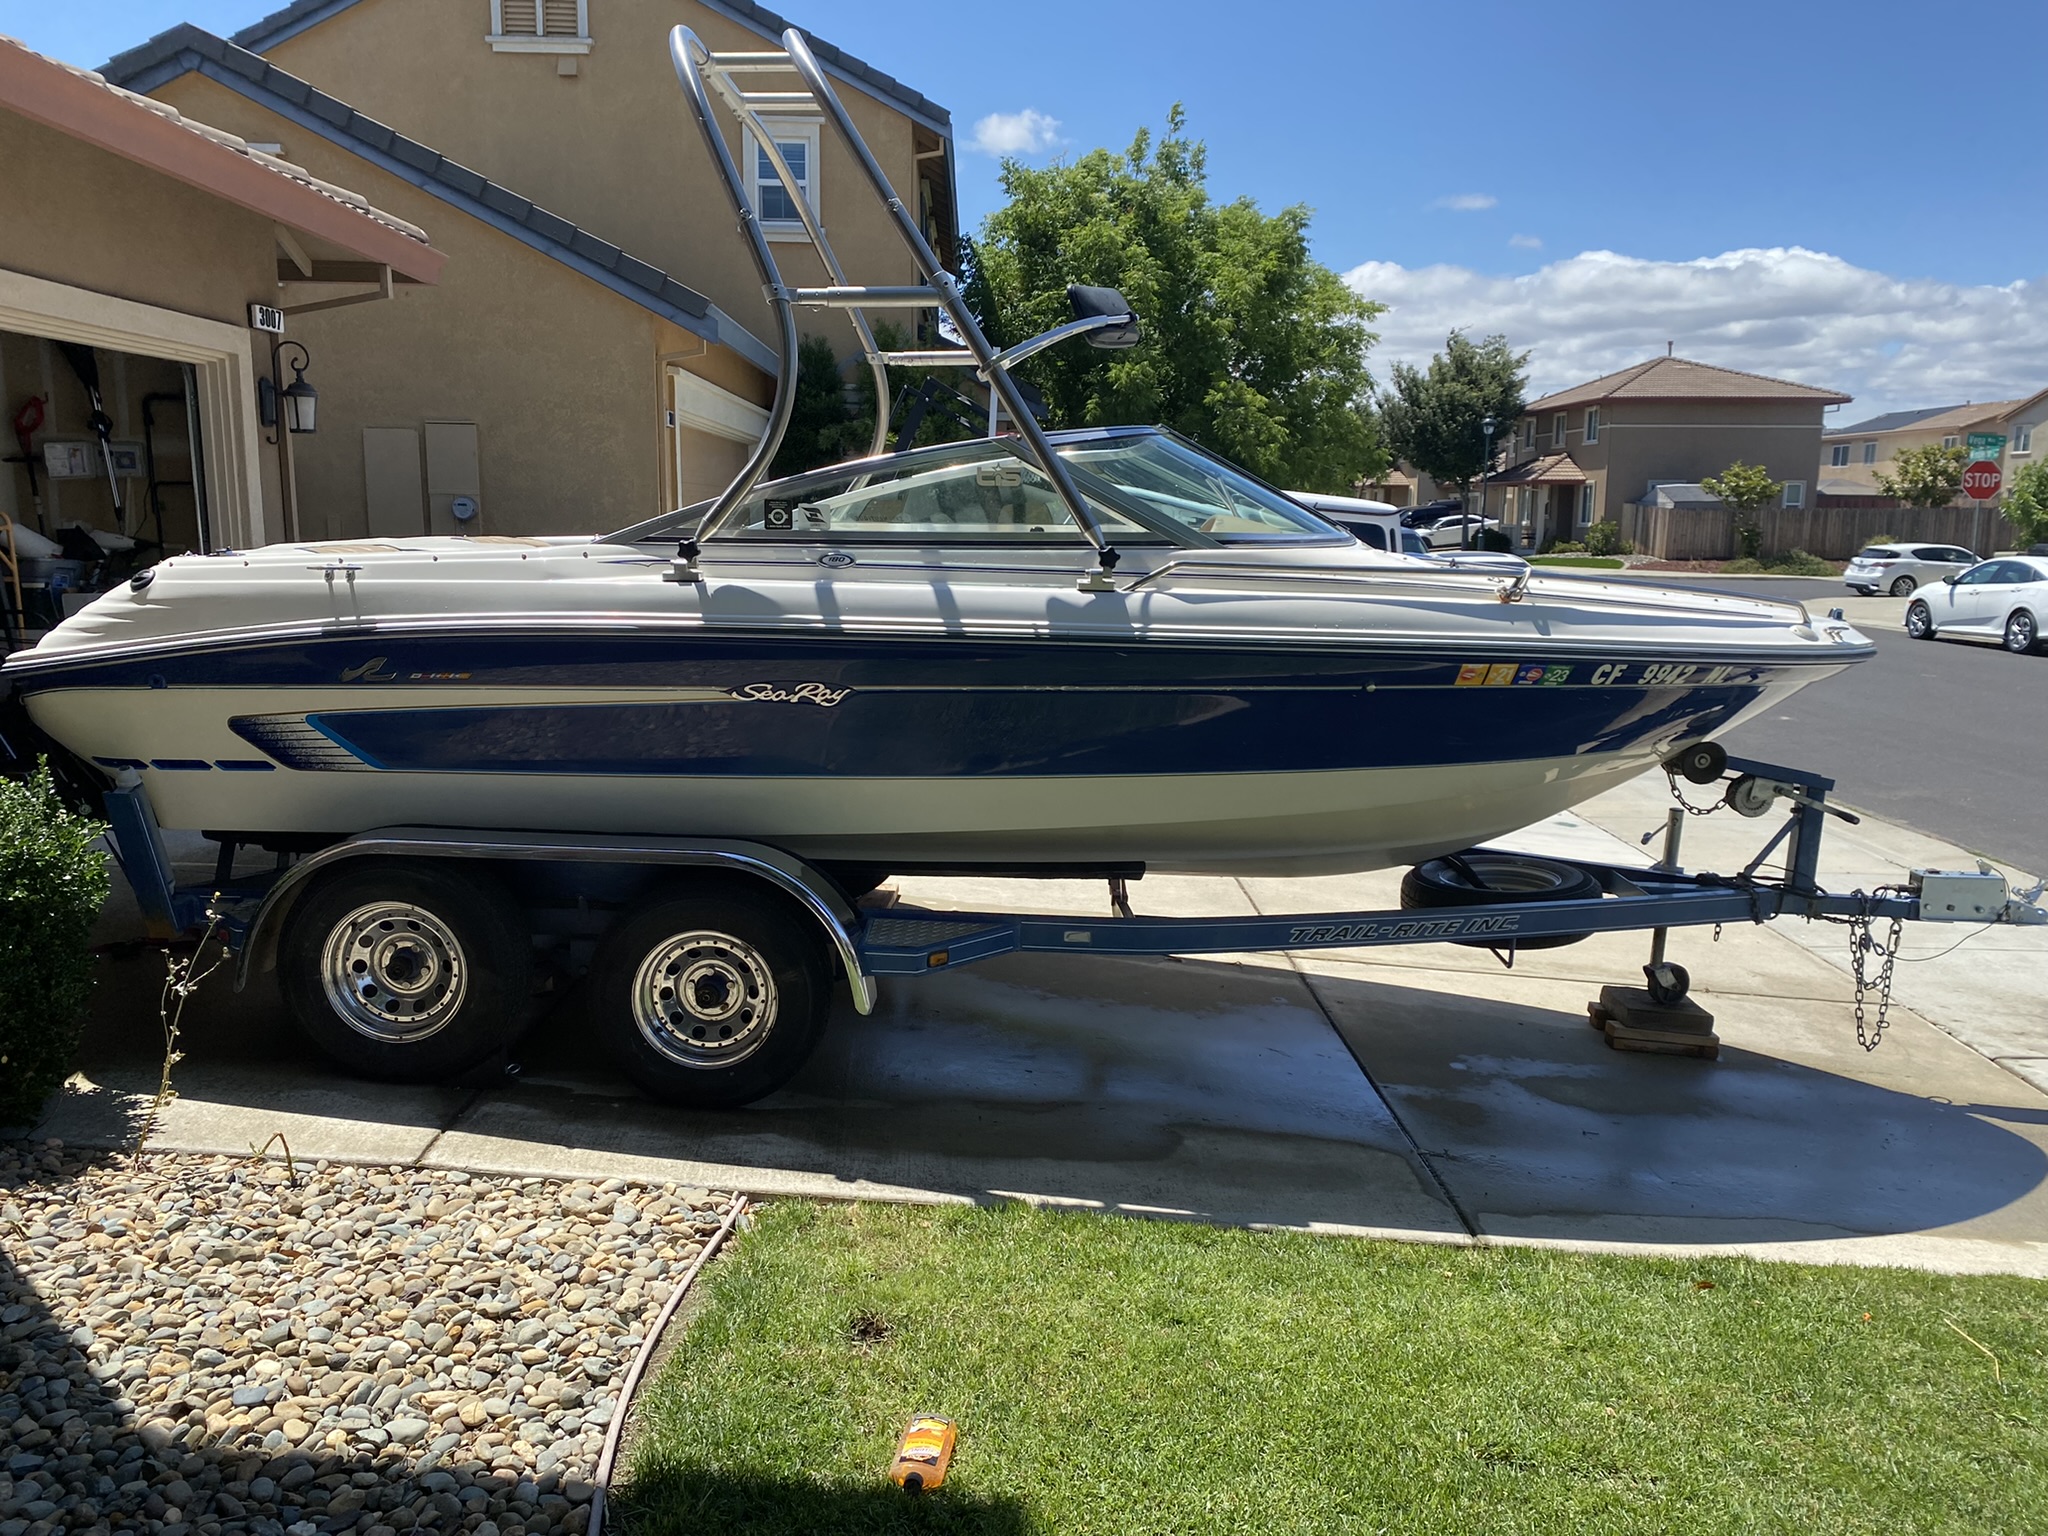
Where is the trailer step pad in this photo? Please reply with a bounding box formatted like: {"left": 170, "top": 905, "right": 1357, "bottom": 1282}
{"left": 1589, "top": 985, "right": 1719, "bottom": 1060}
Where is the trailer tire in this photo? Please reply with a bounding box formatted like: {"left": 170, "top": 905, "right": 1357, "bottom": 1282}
{"left": 279, "top": 861, "right": 530, "bottom": 1082}
{"left": 1400, "top": 852, "right": 1602, "bottom": 949}
{"left": 594, "top": 886, "right": 829, "bottom": 1109}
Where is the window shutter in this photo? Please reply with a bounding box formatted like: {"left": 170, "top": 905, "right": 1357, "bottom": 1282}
{"left": 542, "top": 0, "right": 581, "bottom": 35}
{"left": 500, "top": 0, "right": 539, "bottom": 33}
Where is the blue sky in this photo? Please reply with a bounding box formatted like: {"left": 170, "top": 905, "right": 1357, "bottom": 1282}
{"left": 13, "top": 0, "right": 2045, "bottom": 416}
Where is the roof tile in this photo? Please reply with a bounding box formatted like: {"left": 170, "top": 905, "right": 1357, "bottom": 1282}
{"left": 1529, "top": 355, "right": 1850, "bottom": 412}
{"left": 523, "top": 208, "right": 576, "bottom": 245}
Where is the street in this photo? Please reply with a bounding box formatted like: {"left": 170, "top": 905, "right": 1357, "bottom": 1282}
{"left": 1594, "top": 573, "right": 2048, "bottom": 875}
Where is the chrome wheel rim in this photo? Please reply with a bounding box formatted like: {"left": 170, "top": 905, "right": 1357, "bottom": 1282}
{"left": 1891, "top": 576, "right": 1916, "bottom": 596}
{"left": 320, "top": 902, "right": 467, "bottom": 1043}
{"left": 1907, "top": 605, "right": 1929, "bottom": 636}
{"left": 632, "top": 930, "right": 777, "bottom": 1069}
{"left": 2011, "top": 615, "right": 2036, "bottom": 650}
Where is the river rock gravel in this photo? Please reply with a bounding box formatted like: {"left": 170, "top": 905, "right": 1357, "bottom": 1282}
{"left": 0, "top": 1138, "right": 736, "bottom": 1536}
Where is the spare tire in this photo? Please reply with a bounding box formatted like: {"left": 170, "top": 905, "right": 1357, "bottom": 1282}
{"left": 1399, "top": 852, "right": 1602, "bottom": 949}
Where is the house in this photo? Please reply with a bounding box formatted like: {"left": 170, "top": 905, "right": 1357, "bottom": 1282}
{"left": 1479, "top": 355, "right": 1850, "bottom": 550}
{"left": 1821, "top": 391, "right": 2048, "bottom": 503}
{"left": 1, "top": 31, "right": 440, "bottom": 568}
{"left": 103, "top": 0, "right": 957, "bottom": 539}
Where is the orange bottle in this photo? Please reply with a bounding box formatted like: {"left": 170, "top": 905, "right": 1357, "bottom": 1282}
{"left": 889, "top": 1415, "right": 957, "bottom": 1492}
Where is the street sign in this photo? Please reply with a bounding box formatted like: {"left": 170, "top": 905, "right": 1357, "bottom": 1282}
{"left": 1966, "top": 432, "right": 2006, "bottom": 461}
{"left": 1962, "top": 461, "right": 2002, "bottom": 500}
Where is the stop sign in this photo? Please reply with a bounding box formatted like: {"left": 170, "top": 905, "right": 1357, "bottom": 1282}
{"left": 1963, "top": 461, "right": 2002, "bottom": 500}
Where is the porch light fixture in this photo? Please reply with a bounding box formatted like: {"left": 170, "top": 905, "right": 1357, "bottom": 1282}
{"left": 260, "top": 341, "right": 319, "bottom": 439}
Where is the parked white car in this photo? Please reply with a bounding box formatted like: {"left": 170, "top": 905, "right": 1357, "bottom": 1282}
{"left": 1904, "top": 556, "right": 2048, "bottom": 654}
{"left": 1287, "top": 493, "right": 1528, "bottom": 572}
{"left": 1418, "top": 512, "right": 1505, "bottom": 550}
{"left": 1843, "top": 542, "right": 1977, "bottom": 597}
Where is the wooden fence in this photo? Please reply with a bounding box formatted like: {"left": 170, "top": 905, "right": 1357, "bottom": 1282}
{"left": 1613, "top": 502, "right": 2017, "bottom": 561}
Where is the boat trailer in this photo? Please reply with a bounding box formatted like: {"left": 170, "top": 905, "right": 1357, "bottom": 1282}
{"left": 100, "top": 748, "right": 2046, "bottom": 1078}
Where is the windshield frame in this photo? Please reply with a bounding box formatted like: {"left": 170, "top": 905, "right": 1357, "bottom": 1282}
{"left": 600, "top": 426, "right": 1352, "bottom": 551}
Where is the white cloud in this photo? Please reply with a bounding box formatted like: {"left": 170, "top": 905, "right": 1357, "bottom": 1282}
{"left": 1432, "top": 193, "right": 1497, "bottom": 211}
{"left": 1345, "top": 246, "right": 2048, "bottom": 420}
{"left": 1507, "top": 233, "right": 1543, "bottom": 250}
{"left": 970, "top": 108, "right": 1062, "bottom": 157}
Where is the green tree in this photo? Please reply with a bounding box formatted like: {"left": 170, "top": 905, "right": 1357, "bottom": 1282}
{"left": 1378, "top": 332, "right": 1529, "bottom": 494}
{"left": 2000, "top": 459, "right": 2048, "bottom": 546}
{"left": 1702, "top": 461, "right": 1782, "bottom": 560}
{"left": 1875, "top": 443, "right": 1968, "bottom": 509}
{"left": 968, "top": 107, "right": 1387, "bottom": 492}
{"left": 1701, "top": 460, "right": 1783, "bottom": 513}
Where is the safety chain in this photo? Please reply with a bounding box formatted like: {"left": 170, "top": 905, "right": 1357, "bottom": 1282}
{"left": 1666, "top": 772, "right": 1725, "bottom": 817}
{"left": 1846, "top": 899, "right": 1905, "bottom": 1052}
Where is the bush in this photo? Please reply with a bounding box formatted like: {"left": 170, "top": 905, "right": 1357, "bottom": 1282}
{"left": 1582, "top": 521, "right": 1633, "bottom": 557}
{"left": 1477, "top": 526, "right": 1514, "bottom": 552}
{"left": 1722, "top": 549, "right": 1838, "bottom": 577}
{"left": 1736, "top": 521, "right": 1764, "bottom": 561}
{"left": 1544, "top": 539, "right": 1588, "bottom": 554}
{"left": 1, "top": 763, "right": 108, "bottom": 1127}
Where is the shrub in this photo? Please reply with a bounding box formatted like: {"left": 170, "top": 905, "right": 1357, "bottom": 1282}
{"left": 1477, "top": 526, "right": 1514, "bottom": 552}
{"left": 1545, "top": 539, "right": 1588, "bottom": 554}
{"left": 1582, "top": 521, "right": 1633, "bottom": 557}
{"left": 1723, "top": 549, "right": 1837, "bottom": 577}
{"left": 1736, "top": 521, "right": 1764, "bottom": 561}
{"left": 1, "top": 763, "right": 108, "bottom": 1127}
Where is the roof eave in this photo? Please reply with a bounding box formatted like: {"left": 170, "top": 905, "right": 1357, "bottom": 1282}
{"left": 1, "top": 35, "right": 442, "bottom": 283}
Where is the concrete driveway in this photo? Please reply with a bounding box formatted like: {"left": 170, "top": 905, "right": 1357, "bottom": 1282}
{"left": 37, "top": 794, "right": 2048, "bottom": 1277}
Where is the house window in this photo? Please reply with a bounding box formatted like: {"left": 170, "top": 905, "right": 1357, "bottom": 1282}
{"left": 488, "top": 0, "right": 590, "bottom": 51}
{"left": 1942, "top": 435, "right": 1960, "bottom": 449}
{"left": 745, "top": 122, "right": 821, "bottom": 235}
{"left": 1552, "top": 412, "right": 1566, "bottom": 447}
{"left": 1829, "top": 444, "right": 1850, "bottom": 467}
{"left": 1521, "top": 418, "right": 1535, "bottom": 451}
{"left": 1861, "top": 441, "right": 1877, "bottom": 464}
{"left": 2015, "top": 425, "right": 2034, "bottom": 455}
{"left": 1584, "top": 407, "right": 1600, "bottom": 443}
{"left": 1578, "top": 481, "right": 1595, "bottom": 524}
{"left": 1782, "top": 479, "right": 1805, "bottom": 509}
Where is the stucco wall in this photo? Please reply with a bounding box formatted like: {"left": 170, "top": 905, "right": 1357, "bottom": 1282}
{"left": 1598, "top": 399, "right": 1825, "bottom": 516}
{"left": 248, "top": 0, "right": 931, "bottom": 361}
{"left": 153, "top": 75, "right": 773, "bottom": 539}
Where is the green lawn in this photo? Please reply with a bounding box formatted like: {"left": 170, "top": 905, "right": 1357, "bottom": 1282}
{"left": 1530, "top": 555, "right": 1626, "bottom": 568}
{"left": 618, "top": 1202, "right": 2046, "bottom": 1536}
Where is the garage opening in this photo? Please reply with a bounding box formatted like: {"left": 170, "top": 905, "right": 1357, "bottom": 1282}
{"left": 2, "top": 328, "right": 216, "bottom": 645}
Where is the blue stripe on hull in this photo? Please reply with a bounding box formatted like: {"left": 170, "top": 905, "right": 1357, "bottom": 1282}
{"left": 245, "top": 682, "right": 1763, "bottom": 777}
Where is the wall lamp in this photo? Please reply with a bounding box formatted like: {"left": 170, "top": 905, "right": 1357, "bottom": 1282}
{"left": 260, "top": 340, "right": 319, "bottom": 440}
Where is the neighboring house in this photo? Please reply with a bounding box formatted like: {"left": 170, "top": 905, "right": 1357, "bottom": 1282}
{"left": 1821, "top": 391, "right": 2048, "bottom": 503}
{"left": 0, "top": 32, "right": 440, "bottom": 562}
{"left": 1356, "top": 463, "right": 1453, "bottom": 508}
{"left": 1478, "top": 355, "right": 1849, "bottom": 550}
{"left": 104, "top": 0, "right": 958, "bottom": 539}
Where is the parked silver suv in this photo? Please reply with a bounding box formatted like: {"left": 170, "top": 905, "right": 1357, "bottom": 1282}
{"left": 1843, "top": 543, "right": 1976, "bottom": 596}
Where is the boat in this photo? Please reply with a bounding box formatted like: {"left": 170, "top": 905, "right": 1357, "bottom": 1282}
{"left": 0, "top": 27, "right": 1875, "bottom": 885}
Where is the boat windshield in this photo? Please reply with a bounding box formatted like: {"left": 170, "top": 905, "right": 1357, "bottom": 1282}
{"left": 609, "top": 430, "right": 1342, "bottom": 548}
{"left": 1058, "top": 433, "right": 1335, "bottom": 541}
{"left": 712, "top": 436, "right": 1154, "bottom": 545}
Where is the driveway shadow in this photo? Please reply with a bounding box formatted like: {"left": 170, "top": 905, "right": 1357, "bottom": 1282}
{"left": 1296, "top": 963, "right": 2048, "bottom": 1248}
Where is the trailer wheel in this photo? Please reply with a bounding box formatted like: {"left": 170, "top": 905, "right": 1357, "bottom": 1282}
{"left": 279, "top": 861, "right": 530, "bottom": 1081}
{"left": 1401, "top": 852, "right": 1602, "bottom": 949}
{"left": 594, "top": 887, "right": 829, "bottom": 1109}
